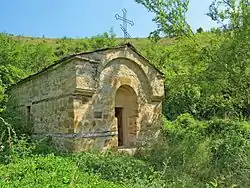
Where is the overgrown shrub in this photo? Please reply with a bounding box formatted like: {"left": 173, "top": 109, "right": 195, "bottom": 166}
{"left": 1, "top": 114, "right": 250, "bottom": 187}
{"left": 76, "top": 151, "right": 163, "bottom": 186}
{"left": 0, "top": 155, "right": 125, "bottom": 187}
{"left": 137, "top": 114, "right": 250, "bottom": 187}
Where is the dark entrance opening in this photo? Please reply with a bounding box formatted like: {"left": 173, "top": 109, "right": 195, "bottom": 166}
{"left": 27, "top": 106, "right": 31, "bottom": 124}
{"left": 115, "top": 107, "right": 123, "bottom": 146}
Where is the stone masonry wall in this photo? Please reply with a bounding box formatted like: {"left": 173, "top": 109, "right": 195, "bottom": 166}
{"left": 9, "top": 61, "right": 76, "bottom": 137}
{"left": 72, "top": 47, "right": 164, "bottom": 151}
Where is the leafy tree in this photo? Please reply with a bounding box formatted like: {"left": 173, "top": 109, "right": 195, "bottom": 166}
{"left": 207, "top": 0, "right": 250, "bottom": 30}
{"left": 196, "top": 27, "right": 204, "bottom": 33}
{"left": 204, "top": 0, "right": 250, "bottom": 118}
{"left": 135, "top": 0, "right": 192, "bottom": 38}
{"left": 210, "top": 27, "right": 222, "bottom": 34}
{"left": 136, "top": 0, "right": 250, "bottom": 120}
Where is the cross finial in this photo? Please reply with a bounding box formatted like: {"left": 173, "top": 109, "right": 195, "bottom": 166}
{"left": 115, "top": 9, "right": 134, "bottom": 40}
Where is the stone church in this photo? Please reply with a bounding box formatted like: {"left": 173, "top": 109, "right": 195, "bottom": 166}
{"left": 8, "top": 43, "right": 164, "bottom": 152}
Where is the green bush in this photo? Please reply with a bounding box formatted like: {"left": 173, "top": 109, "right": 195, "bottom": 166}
{"left": 0, "top": 145, "right": 165, "bottom": 187}
{"left": 76, "top": 151, "right": 160, "bottom": 184}
{"left": 137, "top": 114, "right": 250, "bottom": 187}
{"left": 0, "top": 124, "right": 164, "bottom": 187}
{"left": 0, "top": 155, "right": 124, "bottom": 187}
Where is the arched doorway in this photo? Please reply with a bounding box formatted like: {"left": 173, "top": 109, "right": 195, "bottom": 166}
{"left": 115, "top": 85, "right": 138, "bottom": 147}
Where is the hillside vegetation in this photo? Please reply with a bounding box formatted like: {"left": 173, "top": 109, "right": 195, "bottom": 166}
{"left": 0, "top": 30, "right": 249, "bottom": 120}
{"left": 0, "top": 30, "right": 249, "bottom": 187}
{"left": 0, "top": 115, "right": 250, "bottom": 187}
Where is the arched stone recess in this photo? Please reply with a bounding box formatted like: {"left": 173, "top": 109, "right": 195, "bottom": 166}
{"left": 96, "top": 48, "right": 164, "bottom": 99}
{"left": 72, "top": 56, "right": 163, "bottom": 151}
{"left": 115, "top": 85, "right": 138, "bottom": 147}
{"left": 91, "top": 57, "right": 154, "bottom": 148}
{"left": 101, "top": 57, "right": 153, "bottom": 99}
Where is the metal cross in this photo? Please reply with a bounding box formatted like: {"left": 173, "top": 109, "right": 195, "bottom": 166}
{"left": 115, "top": 9, "right": 134, "bottom": 39}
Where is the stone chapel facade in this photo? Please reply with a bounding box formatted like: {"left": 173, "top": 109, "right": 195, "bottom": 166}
{"left": 8, "top": 43, "right": 164, "bottom": 152}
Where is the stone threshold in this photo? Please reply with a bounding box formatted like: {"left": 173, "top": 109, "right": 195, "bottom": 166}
{"left": 118, "top": 147, "right": 137, "bottom": 155}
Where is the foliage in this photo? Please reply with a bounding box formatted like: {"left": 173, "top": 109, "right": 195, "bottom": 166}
{"left": 135, "top": 0, "right": 191, "bottom": 38}
{"left": 196, "top": 27, "right": 204, "bottom": 33}
{"left": 137, "top": 114, "right": 250, "bottom": 187}
{"left": 0, "top": 31, "right": 117, "bottom": 112}
{"left": 204, "top": 0, "right": 250, "bottom": 119}
{"left": 136, "top": 0, "right": 250, "bottom": 120}
{"left": 0, "top": 107, "right": 31, "bottom": 143}
{"left": 0, "top": 1, "right": 249, "bottom": 121}
{"left": 207, "top": 0, "right": 250, "bottom": 30}
{"left": 0, "top": 116, "right": 35, "bottom": 164}
{"left": 0, "top": 155, "right": 124, "bottom": 188}
{"left": 1, "top": 16, "right": 249, "bottom": 120}
{"left": 137, "top": 33, "right": 230, "bottom": 120}
{"left": 0, "top": 129, "right": 164, "bottom": 187}
{"left": 0, "top": 116, "right": 250, "bottom": 187}
{"left": 76, "top": 151, "right": 160, "bottom": 185}
{"left": 54, "top": 31, "right": 117, "bottom": 57}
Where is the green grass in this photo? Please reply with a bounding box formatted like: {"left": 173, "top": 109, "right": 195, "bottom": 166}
{"left": 0, "top": 155, "right": 124, "bottom": 188}
{"left": 0, "top": 152, "right": 164, "bottom": 188}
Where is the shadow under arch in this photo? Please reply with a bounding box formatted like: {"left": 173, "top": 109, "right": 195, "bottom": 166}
{"left": 115, "top": 84, "right": 139, "bottom": 147}
{"left": 101, "top": 57, "right": 153, "bottom": 101}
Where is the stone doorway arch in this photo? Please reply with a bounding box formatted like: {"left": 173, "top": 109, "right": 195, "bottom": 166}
{"left": 115, "top": 85, "right": 138, "bottom": 147}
